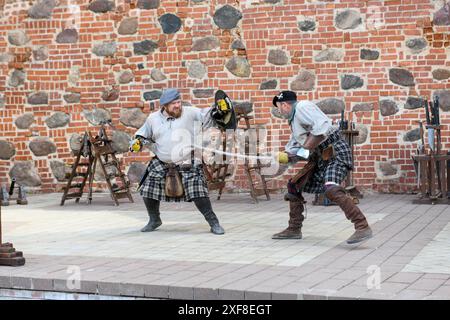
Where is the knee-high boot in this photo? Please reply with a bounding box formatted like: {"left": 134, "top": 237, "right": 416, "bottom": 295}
{"left": 141, "top": 197, "right": 162, "bottom": 232}
{"left": 193, "top": 197, "right": 225, "bottom": 235}
{"left": 272, "top": 197, "right": 305, "bottom": 239}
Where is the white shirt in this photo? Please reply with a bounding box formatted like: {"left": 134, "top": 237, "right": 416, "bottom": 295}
{"left": 135, "top": 106, "right": 214, "bottom": 164}
{"left": 285, "top": 100, "right": 334, "bottom": 154}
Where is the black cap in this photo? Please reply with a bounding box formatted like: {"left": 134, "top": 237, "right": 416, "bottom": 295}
{"left": 272, "top": 91, "right": 297, "bottom": 107}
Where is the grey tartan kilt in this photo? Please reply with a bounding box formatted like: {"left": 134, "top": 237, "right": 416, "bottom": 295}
{"left": 140, "top": 158, "right": 209, "bottom": 202}
{"left": 302, "top": 130, "right": 353, "bottom": 194}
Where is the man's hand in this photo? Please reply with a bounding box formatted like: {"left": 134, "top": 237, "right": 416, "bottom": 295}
{"left": 129, "top": 136, "right": 144, "bottom": 152}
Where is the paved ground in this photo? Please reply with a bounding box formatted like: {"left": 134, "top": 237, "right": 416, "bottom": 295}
{"left": 1, "top": 191, "right": 450, "bottom": 300}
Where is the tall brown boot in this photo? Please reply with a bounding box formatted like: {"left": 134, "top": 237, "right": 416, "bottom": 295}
{"left": 325, "top": 185, "right": 372, "bottom": 244}
{"left": 272, "top": 198, "right": 305, "bottom": 239}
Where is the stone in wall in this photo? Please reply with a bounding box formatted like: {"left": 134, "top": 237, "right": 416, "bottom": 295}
{"left": 403, "top": 128, "right": 420, "bottom": 142}
{"left": 9, "top": 161, "right": 42, "bottom": 187}
{"left": 335, "top": 9, "right": 362, "bottom": 30}
{"left": 29, "top": 137, "right": 57, "bottom": 156}
{"left": 380, "top": 99, "right": 399, "bottom": 116}
{"left": 0, "top": 140, "right": 15, "bottom": 160}
{"left": 298, "top": 19, "right": 316, "bottom": 32}
{"left": 188, "top": 61, "right": 206, "bottom": 79}
{"left": 33, "top": 46, "right": 48, "bottom": 61}
{"left": 0, "top": 53, "right": 13, "bottom": 63}
{"left": 143, "top": 90, "right": 162, "bottom": 101}
{"left": 137, "top": 0, "right": 160, "bottom": 10}
{"left": 193, "top": 89, "right": 214, "bottom": 99}
{"left": 260, "top": 79, "right": 278, "bottom": 90}
{"left": 45, "top": 112, "right": 70, "bottom": 128}
{"left": 268, "top": 49, "right": 289, "bottom": 65}
{"left": 150, "top": 69, "right": 166, "bottom": 82}
{"left": 8, "top": 30, "right": 30, "bottom": 46}
{"left": 405, "top": 38, "right": 427, "bottom": 54}
{"left": 127, "top": 162, "right": 147, "bottom": 183}
{"left": 159, "top": 13, "right": 182, "bottom": 34}
{"left": 28, "top": 92, "right": 48, "bottom": 105}
{"left": 88, "top": 0, "right": 115, "bottom": 13}
{"left": 118, "top": 17, "right": 138, "bottom": 35}
{"left": 405, "top": 97, "right": 426, "bottom": 110}
{"left": 56, "top": 29, "right": 78, "bottom": 44}
{"left": 192, "top": 36, "right": 220, "bottom": 51}
{"left": 93, "top": 42, "right": 117, "bottom": 57}
{"left": 69, "top": 133, "right": 83, "bottom": 153}
{"left": 341, "top": 74, "right": 363, "bottom": 90}
{"left": 233, "top": 102, "right": 253, "bottom": 115}
{"left": 317, "top": 98, "right": 345, "bottom": 114}
{"left": 0, "top": 95, "right": 4, "bottom": 109}
{"left": 378, "top": 162, "right": 398, "bottom": 177}
{"left": 213, "top": 5, "right": 242, "bottom": 30}
{"left": 133, "top": 40, "right": 158, "bottom": 55}
{"left": 225, "top": 56, "right": 251, "bottom": 78}
{"left": 8, "top": 69, "right": 26, "bottom": 87}
{"left": 63, "top": 92, "right": 81, "bottom": 103}
{"left": 15, "top": 113, "right": 34, "bottom": 129}
{"left": 119, "top": 70, "right": 134, "bottom": 84}
{"left": 360, "top": 48, "right": 379, "bottom": 60}
{"left": 50, "top": 160, "right": 69, "bottom": 182}
{"left": 291, "top": 70, "right": 315, "bottom": 91}
{"left": 102, "top": 88, "right": 119, "bottom": 101}
{"left": 82, "top": 108, "right": 111, "bottom": 125}
{"left": 28, "top": 0, "right": 57, "bottom": 19}
{"left": 434, "top": 90, "right": 450, "bottom": 111}
{"left": 354, "top": 124, "right": 369, "bottom": 144}
{"left": 112, "top": 131, "right": 131, "bottom": 153}
{"left": 314, "top": 48, "right": 344, "bottom": 62}
{"left": 389, "top": 68, "right": 415, "bottom": 87}
{"left": 434, "top": 2, "right": 450, "bottom": 25}
{"left": 231, "top": 39, "right": 245, "bottom": 50}
{"left": 432, "top": 69, "right": 450, "bottom": 80}
{"left": 120, "top": 108, "right": 147, "bottom": 129}
{"left": 353, "top": 103, "right": 374, "bottom": 112}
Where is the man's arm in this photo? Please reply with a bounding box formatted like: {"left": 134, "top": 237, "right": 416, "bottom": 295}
{"left": 130, "top": 118, "right": 153, "bottom": 152}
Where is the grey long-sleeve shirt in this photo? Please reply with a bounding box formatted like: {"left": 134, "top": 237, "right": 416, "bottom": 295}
{"left": 135, "top": 106, "right": 214, "bottom": 164}
{"left": 285, "top": 100, "right": 334, "bottom": 154}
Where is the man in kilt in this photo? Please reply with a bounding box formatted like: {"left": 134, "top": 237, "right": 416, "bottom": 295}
{"left": 130, "top": 88, "right": 228, "bottom": 235}
{"left": 272, "top": 91, "right": 373, "bottom": 244}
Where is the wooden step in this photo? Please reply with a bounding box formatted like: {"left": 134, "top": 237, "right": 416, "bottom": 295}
{"left": 65, "top": 193, "right": 82, "bottom": 199}
{"left": 114, "top": 192, "right": 131, "bottom": 199}
{"left": 63, "top": 183, "right": 83, "bottom": 190}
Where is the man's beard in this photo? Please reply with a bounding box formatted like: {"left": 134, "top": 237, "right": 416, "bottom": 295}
{"left": 165, "top": 107, "right": 182, "bottom": 118}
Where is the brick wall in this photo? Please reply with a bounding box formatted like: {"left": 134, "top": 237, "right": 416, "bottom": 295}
{"left": 0, "top": 0, "right": 449, "bottom": 194}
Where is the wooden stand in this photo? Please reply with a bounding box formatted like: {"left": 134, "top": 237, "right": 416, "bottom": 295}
{"left": 413, "top": 124, "right": 450, "bottom": 204}
{"left": 0, "top": 202, "right": 26, "bottom": 266}
{"left": 237, "top": 110, "right": 270, "bottom": 203}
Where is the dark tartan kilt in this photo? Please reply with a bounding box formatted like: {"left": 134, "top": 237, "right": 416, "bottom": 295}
{"left": 302, "top": 130, "right": 353, "bottom": 194}
{"left": 140, "top": 158, "right": 209, "bottom": 202}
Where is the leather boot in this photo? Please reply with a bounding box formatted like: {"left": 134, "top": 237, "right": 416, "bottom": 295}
{"left": 272, "top": 198, "right": 305, "bottom": 239}
{"left": 194, "top": 197, "right": 225, "bottom": 235}
{"left": 141, "top": 198, "right": 162, "bottom": 232}
{"left": 324, "top": 185, "right": 372, "bottom": 244}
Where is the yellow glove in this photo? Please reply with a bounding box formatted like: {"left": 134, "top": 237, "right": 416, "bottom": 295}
{"left": 130, "top": 138, "right": 142, "bottom": 152}
{"left": 277, "top": 152, "right": 289, "bottom": 164}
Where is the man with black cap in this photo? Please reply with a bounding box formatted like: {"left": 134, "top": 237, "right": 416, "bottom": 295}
{"left": 272, "top": 90, "right": 373, "bottom": 244}
{"left": 130, "top": 88, "right": 233, "bottom": 235}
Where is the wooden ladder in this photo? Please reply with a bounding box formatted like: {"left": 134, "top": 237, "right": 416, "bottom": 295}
{"left": 88, "top": 130, "right": 133, "bottom": 206}
{"left": 60, "top": 132, "right": 94, "bottom": 206}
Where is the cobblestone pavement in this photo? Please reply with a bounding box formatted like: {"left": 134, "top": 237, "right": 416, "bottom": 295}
{"left": 1, "top": 192, "right": 449, "bottom": 300}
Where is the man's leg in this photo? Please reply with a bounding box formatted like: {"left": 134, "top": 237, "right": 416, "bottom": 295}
{"left": 193, "top": 197, "right": 225, "bottom": 235}
{"left": 141, "top": 197, "right": 162, "bottom": 232}
{"left": 324, "top": 184, "right": 372, "bottom": 244}
{"left": 272, "top": 195, "right": 305, "bottom": 239}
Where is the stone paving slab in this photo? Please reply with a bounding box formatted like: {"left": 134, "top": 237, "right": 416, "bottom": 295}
{"left": 0, "top": 192, "right": 450, "bottom": 300}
